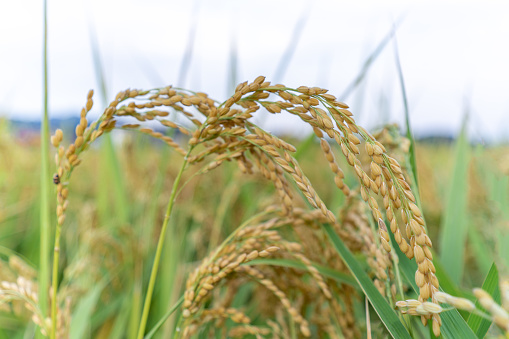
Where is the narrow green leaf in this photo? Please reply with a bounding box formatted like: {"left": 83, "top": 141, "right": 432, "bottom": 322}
{"left": 273, "top": 7, "right": 309, "bottom": 83}
{"left": 323, "top": 224, "right": 412, "bottom": 338}
{"left": 102, "top": 136, "right": 130, "bottom": 224}
{"left": 393, "top": 235, "right": 477, "bottom": 339}
{"left": 432, "top": 252, "right": 465, "bottom": 299}
{"left": 439, "top": 118, "right": 470, "bottom": 285}
{"left": 468, "top": 227, "right": 492, "bottom": 278}
{"left": 248, "top": 258, "right": 357, "bottom": 286}
{"left": 88, "top": 20, "right": 130, "bottom": 225}
{"left": 69, "top": 283, "right": 105, "bottom": 339}
{"left": 488, "top": 174, "right": 509, "bottom": 269}
{"left": 340, "top": 19, "right": 402, "bottom": 100}
{"left": 393, "top": 27, "right": 419, "bottom": 196}
{"left": 467, "top": 263, "right": 500, "bottom": 338}
{"left": 476, "top": 150, "right": 509, "bottom": 271}
{"left": 227, "top": 33, "right": 238, "bottom": 95}
{"left": 90, "top": 297, "right": 122, "bottom": 329}
{"left": 439, "top": 310, "right": 477, "bottom": 339}
{"left": 109, "top": 298, "right": 133, "bottom": 339}
{"left": 144, "top": 296, "right": 183, "bottom": 339}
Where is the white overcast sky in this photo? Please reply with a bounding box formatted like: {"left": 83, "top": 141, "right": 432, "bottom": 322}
{"left": 1, "top": 0, "right": 508, "bottom": 141}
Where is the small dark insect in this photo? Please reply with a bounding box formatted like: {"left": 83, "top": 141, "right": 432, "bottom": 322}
{"left": 53, "top": 174, "right": 60, "bottom": 185}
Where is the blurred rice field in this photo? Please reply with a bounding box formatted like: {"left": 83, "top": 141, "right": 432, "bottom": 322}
{"left": 0, "top": 117, "right": 508, "bottom": 337}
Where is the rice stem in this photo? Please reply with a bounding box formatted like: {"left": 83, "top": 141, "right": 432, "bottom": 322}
{"left": 136, "top": 150, "right": 192, "bottom": 339}
{"left": 50, "top": 222, "right": 62, "bottom": 339}
{"left": 40, "top": 0, "right": 51, "bottom": 335}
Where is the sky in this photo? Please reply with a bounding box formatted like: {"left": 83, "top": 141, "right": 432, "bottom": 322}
{"left": 1, "top": 0, "right": 508, "bottom": 142}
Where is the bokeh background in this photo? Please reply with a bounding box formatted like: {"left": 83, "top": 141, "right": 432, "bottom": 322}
{"left": 2, "top": 0, "right": 509, "bottom": 141}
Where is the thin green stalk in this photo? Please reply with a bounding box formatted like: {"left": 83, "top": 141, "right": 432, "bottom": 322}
{"left": 273, "top": 5, "right": 309, "bottom": 83}
{"left": 393, "top": 28, "right": 420, "bottom": 197}
{"left": 136, "top": 153, "right": 191, "bottom": 339}
{"left": 171, "top": 313, "right": 183, "bottom": 339}
{"left": 40, "top": 0, "right": 50, "bottom": 335}
{"left": 50, "top": 224, "right": 61, "bottom": 339}
{"left": 340, "top": 19, "right": 402, "bottom": 100}
{"left": 144, "top": 296, "right": 184, "bottom": 339}
{"left": 207, "top": 172, "right": 239, "bottom": 253}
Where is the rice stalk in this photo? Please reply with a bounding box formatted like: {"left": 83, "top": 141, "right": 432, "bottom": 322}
{"left": 39, "top": 0, "right": 50, "bottom": 331}
{"left": 136, "top": 151, "right": 191, "bottom": 339}
{"left": 46, "top": 76, "right": 447, "bottom": 337}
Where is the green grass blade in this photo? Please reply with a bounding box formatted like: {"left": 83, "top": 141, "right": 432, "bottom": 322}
{"left": 432, "top": 252, "right": 466, "bottom": 298}
{"left": 393, "top": 29, "right": 419, "bottom": 195}
{"left": 439, "top": 118, "right": 470, "bottom": 285}
{"left": 90, "top": 297, "right": 123, "bottom": 328}
{"left": 39, "top": 0, "right": 50, "bottom": 329}
{"left": 109, "top": 298, "right": 134, "bottom": 339}
{"left": 227, "top": 33, "right": 238, "bottom": 95}
{"left": 88, "top": 21, "right": 130, "bottom": 225}
{"left": 88, "top": 20, "right": 132, "bottom": 338}
{"left": 323, "top": 224, "right": 412, "bottom": 338}
{"left": 273, "top": 8, "right": 309, "bottom": 83}
{"left": 207, "top": 171, "right": 240, "bottom": 253}
{"left": 468, "top": 227, "right": 493, "bottom": 278}
{"left": 438, "top": 310, "right": 477, "bottom": 339}
{"left": 486, "top": 168, "right": 509, "bottom": 269}
{"left": 467, "top": 263, "right": 500, "bottom": 338}
{"left": 469, "top": 146, "right": 496, "bottom": 276}
{"left": 340, "top": 19, "right": 401, "bottom": 100}
{"left": 128, "top": 281, "right": 142, "bottom": 339}
{"left": 256, "top": 258, "right": 345, "bottom": 284}
{"left": 393, "top": 234, "right": 477, "bottom": 338}
{"left": 475, "top": 149, "right": 509, "bottom": 270}
{"left": 143, "top": 296, "right": 184, "bottom": 339}
{"left": 248, "top": 258, "right": 357, "bottom": 286}
{"left": 69, "top": 283, "right": 105, "bottom": 339}
{"left": 102, "top": 137, "right": 130, "bottom": 224}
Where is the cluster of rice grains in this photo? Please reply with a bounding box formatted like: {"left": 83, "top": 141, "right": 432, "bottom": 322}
{"left": 397, "top": 281, "right": 509, "bottom": 334}
{"left": 180, "top": 210, "right": 361, "bottom": 338}
{"left": 50, "top": 76, "right": 441, "bottom": 337}
{"left": 0, "top": 256, "right": 70, "bottom": 338}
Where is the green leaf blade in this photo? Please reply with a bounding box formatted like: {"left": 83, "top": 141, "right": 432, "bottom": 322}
{"left": 323, "top": 224, "right": 412, "bottom": 339}
{"left": 69, "top": 284, "right": 105, "bottom": 339}
{"left": 467, "top": 263, "right": 500, "bottom": 338}
{"left": 439, "top": 119, "right": 470, "bottom": 285}
{"left": 392, "top": 229, "right": 477, "bottom": 339}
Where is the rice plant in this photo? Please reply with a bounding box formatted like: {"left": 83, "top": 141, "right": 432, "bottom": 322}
{"left": 0, "top": 76, "right": 508, "bottom": 338}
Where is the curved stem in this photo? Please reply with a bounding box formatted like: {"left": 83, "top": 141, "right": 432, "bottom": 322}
{"left": 136, "top": 152, "right": 191, "bottom": 339}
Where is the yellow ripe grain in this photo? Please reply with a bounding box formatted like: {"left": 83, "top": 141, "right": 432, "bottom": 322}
{"left": 409, "top": 202, "right": 422, "bottom": 217}
{"left": 410, "top": 219, "right": 422, "bottom": 236}
{"left": 254, "top": 75, "right": 266, "bottom": 84}
{"left": 365, "top": 143, "right": 374, "bottom": 156}
{"left": 432, "top": 315, "right": 441, "bottom": 337}
{"left": 414, "top": 246, "right": 425, "bottom": 264}
{"left": 354, "top": 164, "right": 363, "bottom": 178}
{"left": 372, "top": 154, "right": 384, "bottom": 164}
{"left": 373, "top": 144, "right": 384, "bottom": 155}
{"left": 370, "top": 162, "right": 382, "bottom": 176}
{"left": 450, "top": 297, "right": 475, "bottom": 311}
{"left": 86, "top": 99, "right": 93, "bottom": 111}
{"left": 422, "top": 302, "right": 443, "bottom": 314}
{"left": 381, "top": 238, "right": 391, "bottom": 252}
